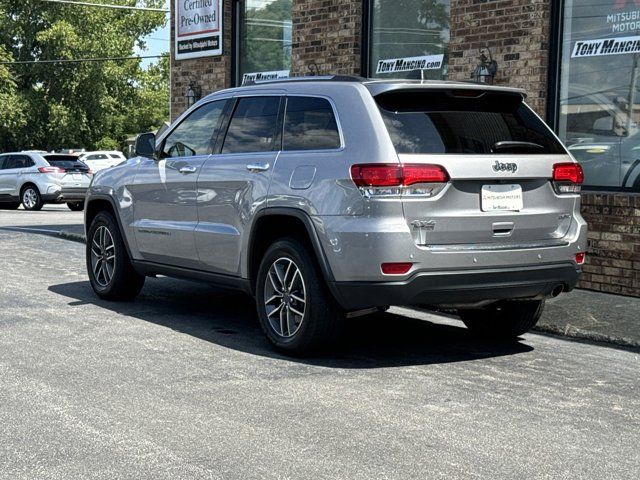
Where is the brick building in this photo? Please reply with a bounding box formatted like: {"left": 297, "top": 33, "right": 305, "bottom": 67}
{"left": 170, "top": 0, "right": 640, "bottom": 297}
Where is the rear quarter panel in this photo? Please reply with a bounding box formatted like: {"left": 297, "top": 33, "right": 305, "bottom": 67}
{"left": 267, "top": 83, "right": 398, "bottom": 217}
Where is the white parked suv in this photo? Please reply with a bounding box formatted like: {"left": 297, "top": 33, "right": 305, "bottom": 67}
{"left": 0, "top": 152, "right": 92, "bottom": 211}
{"left": 78, "top": 151, "right": 126, "bottom": 172}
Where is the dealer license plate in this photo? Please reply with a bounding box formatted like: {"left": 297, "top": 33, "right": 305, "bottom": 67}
{"left": 481, "top": 184, "right": 523, "bottom": 212}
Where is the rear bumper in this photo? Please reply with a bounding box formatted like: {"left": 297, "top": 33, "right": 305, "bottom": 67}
{"left": 330, "top": 263, "right": 580, "bottom": 310}
{"left": 43, "top": 187, "right": 88, "bottom": 203}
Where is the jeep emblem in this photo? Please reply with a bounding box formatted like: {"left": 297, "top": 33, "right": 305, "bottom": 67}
{"left": 492, "top": 160, "right": 518, "bottom": 173}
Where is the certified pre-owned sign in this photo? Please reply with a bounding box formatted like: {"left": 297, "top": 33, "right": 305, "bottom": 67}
{"left": 376, "top": 54, "right": 444, "bottom": 74}
{"left": 175, "top": 0, "right": 222, "bottom": 60}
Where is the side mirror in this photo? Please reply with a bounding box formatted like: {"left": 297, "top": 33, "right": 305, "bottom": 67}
{"left": 135, "top": 132, "right": 156, "bottom": 158}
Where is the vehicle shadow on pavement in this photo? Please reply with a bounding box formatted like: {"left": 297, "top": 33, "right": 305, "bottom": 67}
{"left": 0, "top": 224, "right": 81, "bottom": 233}
{"left": 48, "top": 278, "right": 533, "bottom": 368}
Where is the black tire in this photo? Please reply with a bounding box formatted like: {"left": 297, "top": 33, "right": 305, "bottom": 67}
{"left": 86, "top": 211, "right": 145, "bottom": 301}
{"left": 255, "top": 237, "right": 344, "bottom": 355}
{"left": 67, "top": 201, "right": 85, "bottom": 211}
{"left": 21, "top": 185, "right": 43, "bottom": 211}
{"left": 0, "top": 202, "right": 20, "bottom": 210}
{"left": 459, "top": 300, "right": 545, "bottom": 340}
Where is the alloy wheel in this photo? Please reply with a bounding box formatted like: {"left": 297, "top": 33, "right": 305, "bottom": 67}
{"left": 90, "top": 226, "right": 116, "bottom": 287}
{"left": 22, "top": 189, "right": 37, "bottom": 209}
{"left": 263, "top": 257, "right": 307, "bottom": 338}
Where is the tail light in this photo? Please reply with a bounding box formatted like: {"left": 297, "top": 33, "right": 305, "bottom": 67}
{"left": 575, "top": 252, "right": 586, "bottom": 265}
{"left": 552, "top": 163, "right": 583, "bottom": 194}
{"left": 38, "top": 166, "right": 65, "bottom": 174}
{"left": 350, "top": 163, "right": 449, "bottom": 197}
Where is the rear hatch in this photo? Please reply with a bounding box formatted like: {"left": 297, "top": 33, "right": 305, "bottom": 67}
{"left": 43, "top": 154, "right": 92, "bottom": 187}
{"left": 374, "top": 88, "right": 577, "bottom": 249}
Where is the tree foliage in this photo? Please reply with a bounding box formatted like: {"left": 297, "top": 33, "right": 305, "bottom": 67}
{"left": 0, "top": 0, "right": 168, "bottom": 152}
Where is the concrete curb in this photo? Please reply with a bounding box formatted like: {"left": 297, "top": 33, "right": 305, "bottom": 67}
{"left": 533, "top": 323, "right": 640, "bottom": 351}
{"left": 56, "top": 228, "right": 640, "bottom": 352}
{"left": 58, "top": 230, "right": 86, "bottom": 244}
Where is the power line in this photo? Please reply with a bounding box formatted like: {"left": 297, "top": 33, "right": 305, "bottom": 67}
{"left": 39, "top": 0, "right": 169, "bottom": 12}
{"left": 0, "top": 54, "right": 168, "bottom": 65}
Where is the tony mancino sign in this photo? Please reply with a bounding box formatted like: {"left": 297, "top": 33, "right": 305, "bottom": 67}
{"left": 376, "top": 54, "right": 444, "bottom": 74}
{"left": 175, "top": 0, "right": 222, "bottom": 60}
{"left": 572, "top": 35, "right": 640, "bottom": 57}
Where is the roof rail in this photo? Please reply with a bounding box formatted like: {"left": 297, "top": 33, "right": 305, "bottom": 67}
{"left": 243, "top": 75, "right": 367, "bottom": 87}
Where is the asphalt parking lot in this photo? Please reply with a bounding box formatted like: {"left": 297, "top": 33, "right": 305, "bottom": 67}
{"left": 0, "top": 206, "right": 639, "bottom": 479}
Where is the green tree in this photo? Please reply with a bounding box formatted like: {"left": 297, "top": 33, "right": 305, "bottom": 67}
{"left": 0, "top": 0, "right": 168, "bottom": 151}
{"left": 0, "top": 45, "right": 27, "bottom": 150}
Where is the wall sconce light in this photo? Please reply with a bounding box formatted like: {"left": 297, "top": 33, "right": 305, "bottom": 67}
{"left": 471, "top": 47, "right": 498, "bottom": 85}
{"left": 185, "top": 81, "right": 202, "bottom": 107}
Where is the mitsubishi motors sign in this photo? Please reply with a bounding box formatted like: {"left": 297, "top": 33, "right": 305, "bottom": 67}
{"left": 571, "top": 0, "right": 640, "bottom": 56}
{"left": 174, "top": 0, "right": 222, "bottom": 60}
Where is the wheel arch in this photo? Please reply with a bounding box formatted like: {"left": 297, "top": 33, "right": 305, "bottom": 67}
{"left": 19, "top": 181, "right": 40, "bottom": 196}
{"left": 247, "top": 208, "right": 336, "bottom": 296}
{"left": 85, "top": 194, "right": 135, "bottom": 261}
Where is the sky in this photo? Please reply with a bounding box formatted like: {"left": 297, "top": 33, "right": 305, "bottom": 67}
{"left": 140, "top": 22, "right": 169, "bottom": 69}
{"left": 139, "top": 1, "right": 170, "bottom": 69}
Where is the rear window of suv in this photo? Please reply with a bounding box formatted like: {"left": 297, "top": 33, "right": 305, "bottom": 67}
{"left": 376, "top": 90, "right": 566, "bottom": 155}
{"left": 44, "top": 155, "right": 90, "bottom": 171}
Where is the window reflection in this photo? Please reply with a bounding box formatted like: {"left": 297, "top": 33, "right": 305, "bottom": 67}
{"left": 283, "top": 97, "right": 341, "bottom": 151}
{"left": 163, "top": 101, "right": 226, "bottom": 158}
{"left": 559, "top": 0, "right": 640, "bottom": 190}
{"left": 222, "top": 97, "right": 280, "bottom": 154}
{"left": 238, "top": 0, "right": 292, "bottom": 82}
{"left": 370, "top": 0, "right": 450, "bottom": 79}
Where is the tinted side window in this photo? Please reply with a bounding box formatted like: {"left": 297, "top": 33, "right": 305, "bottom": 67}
{"left": 4, "top": 155, "right": 32, "bottom": 169}
{"left": 222, "top": 96, "right": 280, "bottom": 154}
{"left": 0, "top": 156, "right": 6, "bottom": 169}
{"left": 163, "top": 100, "right": 227, "bottom": 158}
{"left": 283, "top": 97, "right": 341, "bottom": 151}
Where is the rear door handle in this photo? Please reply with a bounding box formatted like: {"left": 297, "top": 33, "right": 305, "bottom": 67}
{"left": 179, "top": 166, "right": 197, "bottom": 174}
{"left": 246, "top": 163, "right": 270, "bottom": 172}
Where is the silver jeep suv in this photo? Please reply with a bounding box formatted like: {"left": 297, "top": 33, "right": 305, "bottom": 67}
{"left": 84, "top": 76, "right": 587, "bottom": 354}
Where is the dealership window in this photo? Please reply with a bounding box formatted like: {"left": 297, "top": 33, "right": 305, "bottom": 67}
{"left": 558, "top": 0, "right": 640, "bottom": 191}
{"left": 368, "top": 0, "right": 450, "bottom": 79}
{"left": 236, "top": 0, "right": 292, "bottom": 85}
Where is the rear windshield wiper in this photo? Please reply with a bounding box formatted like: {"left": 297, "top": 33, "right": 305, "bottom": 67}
{"left": 492, "top": 141, "right": 544, "bottom": 153}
